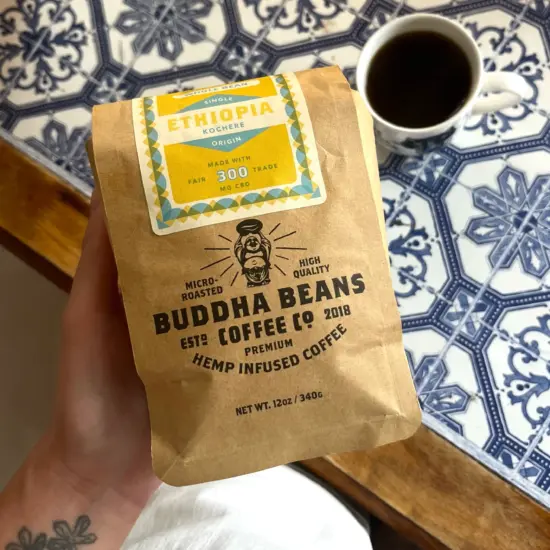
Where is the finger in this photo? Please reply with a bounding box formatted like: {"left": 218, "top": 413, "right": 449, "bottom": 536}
{"left": 70, "top": 189, "right": 119, "bottom": 307}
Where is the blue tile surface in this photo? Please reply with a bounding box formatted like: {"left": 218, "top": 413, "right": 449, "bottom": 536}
{"left": 1, "top": 0, "right": 550, "bottom": 507}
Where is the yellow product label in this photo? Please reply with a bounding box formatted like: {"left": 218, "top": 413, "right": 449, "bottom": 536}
{"left": 132, "top": 74, "right": 326, "bottom": 235}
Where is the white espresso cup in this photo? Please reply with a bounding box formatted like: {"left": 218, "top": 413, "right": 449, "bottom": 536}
{"left": 356, "top": 14, "right": 531, "bottom": 156}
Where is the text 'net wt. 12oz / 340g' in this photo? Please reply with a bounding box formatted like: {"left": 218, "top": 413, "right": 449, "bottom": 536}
{"left": 88, "top": 66, "right": 421, "bottom": 486}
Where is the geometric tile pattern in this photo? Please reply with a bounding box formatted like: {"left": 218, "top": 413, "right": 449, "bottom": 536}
{"left": 1, "top": 0, "right": 550, "bottom": 507}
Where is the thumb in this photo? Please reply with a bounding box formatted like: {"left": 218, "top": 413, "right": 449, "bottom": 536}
{"left": 70, "top": 190, "right": 119, "bottom": 312}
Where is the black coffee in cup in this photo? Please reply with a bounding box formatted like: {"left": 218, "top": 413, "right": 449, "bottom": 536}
{"left": 366, "top": 31, "right": 472, "bottom": 128}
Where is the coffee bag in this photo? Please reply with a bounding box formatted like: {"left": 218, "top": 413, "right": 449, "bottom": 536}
{"left": 89, "top": 67, "right": 420, "bottom": 486}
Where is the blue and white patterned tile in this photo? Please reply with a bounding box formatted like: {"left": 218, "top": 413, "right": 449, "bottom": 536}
{"left": 219, "top": 37, "right": 271, "bottom": 80}
{"left": 234, "top": 0, "right": 288, "bottom": 38}
{"left": 392, "top": 268, "right": 448, "bottom": 324}
{"left": 1, "top": 0, "right": 100, "bottom": 107}
{"left": 353, "top": 0, "right": 400, "bottom": 44}
{"left": 537, "top": 424, "right": 550, "bottom": 464}
{"left": 405, "top": 0, "right": 527, "bottom": 13}
{"left": 0, "top": 105, "right": 10, "bottom": 128}
{"left": 9, "top": 105, "right": 93, "bottom": 190}
{"left": 0, "top": 0, "right": 68, "bottom": 96}
{"left": 403, "top": 0, "right": 452, "bottom": 8}
{"left": 404, "top": 328, "right": 492, "bottom": 447}
{"left": 486, "top": 305, "right": 550, "bottom": 456}
{"left": 10, "top": 105, "right": 90, "bottom": 157}
{"left": 461, "top": 11, "right": 550, "bottom": 150}
{"left": 87, "top": 66, "right": 140, "bottom": 104}
{"left": 382, "top": 178, "right": 450, "bottom": 317}
{"left": 403, "top": 308, "right": 550, "bottom": 505}
{"left": 102, "top": 0, "right": 229, "bottom": 75}
{"left": 491, "top": 441, "right": 550, "bottom": 500}
{"left": 457, "top": 10, "right": 548, "bottom": 150}
{"left": 444, "top": 149, "right": 550, "bottom": 296}
{"left": 396, "top": 150, "right": 457, "bottom": 189}
{"left": 523, "top": 0, "right": 550, "bottom": 17}
{"left": 262, "top": 0, "right": 369, "bottom": 47}
{"left": 524, "top": 428, "right": 550, "bottom": 494}
{"left": 101, "top": 0, "right": 168, "bottom": 67}
{"left": 441, "top": 286, "right": 496, "bottom": 341}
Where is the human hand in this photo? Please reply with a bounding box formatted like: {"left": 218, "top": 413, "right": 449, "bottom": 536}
{"left": 46, "top": 190, "right": 159, "bottom": 509}
{"left": 0, "top": 191, "right": 159, "bottom": 548}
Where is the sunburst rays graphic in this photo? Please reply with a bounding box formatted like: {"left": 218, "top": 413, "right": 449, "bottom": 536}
{"left": 200, "top": 221, "right": 307, "bottom": 287}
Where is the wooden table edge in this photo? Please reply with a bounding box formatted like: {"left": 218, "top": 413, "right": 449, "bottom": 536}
{"left": 0, "top": 138, "right": 89, "bottom": 291}
{"left": 1, "top": 137, "right": 548, "bottom": 549}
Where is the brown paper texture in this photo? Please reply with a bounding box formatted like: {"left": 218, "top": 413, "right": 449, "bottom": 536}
{"left": 89, "top": 67, "right": 421, "bottom": 486}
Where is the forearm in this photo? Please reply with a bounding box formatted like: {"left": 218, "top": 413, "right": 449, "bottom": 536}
{"left": 0, "top": 435, "right": 146, "bottom": 550}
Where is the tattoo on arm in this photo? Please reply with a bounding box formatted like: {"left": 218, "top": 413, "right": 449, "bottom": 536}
{"left": 5, "top": 515, "right": 97, "bottom": 550}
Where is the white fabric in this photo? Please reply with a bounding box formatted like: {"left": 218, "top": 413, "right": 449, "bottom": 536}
{"left": 123, "top": 466, "right": 372, "bottom": 550}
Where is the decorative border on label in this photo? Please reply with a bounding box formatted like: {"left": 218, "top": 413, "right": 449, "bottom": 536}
{"left": 138, "top": 75, "right": 321, "bottom": 231}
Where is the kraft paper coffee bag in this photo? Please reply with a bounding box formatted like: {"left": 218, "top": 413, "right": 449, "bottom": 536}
{"left": 89, "top": 66, "right": 421, "bottom": 486}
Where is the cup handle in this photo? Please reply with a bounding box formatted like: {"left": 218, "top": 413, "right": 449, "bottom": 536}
{"left": 471, "top": 72, "right": 531, "bottom": 116}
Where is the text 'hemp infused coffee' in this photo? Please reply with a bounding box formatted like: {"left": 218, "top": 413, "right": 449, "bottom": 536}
{"left": 89, "top": 66, "right": 421, "bottom": 486}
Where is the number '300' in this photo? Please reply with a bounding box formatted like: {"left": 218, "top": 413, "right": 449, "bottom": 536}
{"left": 217, "top": 166, "right": 248, "bottom": 182}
